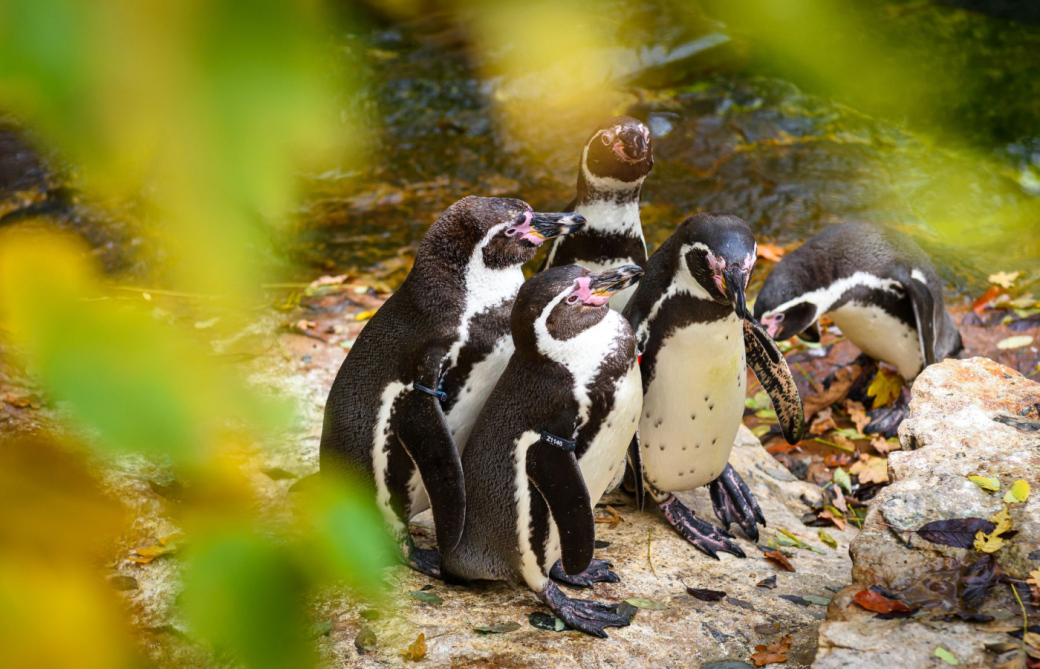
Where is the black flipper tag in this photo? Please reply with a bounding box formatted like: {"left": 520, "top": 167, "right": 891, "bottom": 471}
{"left": 526, "top": 435, "right": 594, "bottom": 577}
{"left": 744, "top": 317, "right": 805, "bottom": 444}
{"left": 394, "top": 389, "right": 465, "bottom": 553}
{"left": 798, "top": 320, "right": 821, "bottom": 343}
{"left": 904, "top": 276, "right": 937, "bottom": 368}
{"left": 627, "top": 432, "right": 645, "bottom": 512}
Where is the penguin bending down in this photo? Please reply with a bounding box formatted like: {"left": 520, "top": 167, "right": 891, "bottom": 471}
{"left": 753, "top": 221, "right": 963, "bottom": 436}
{"left": 623, "top": 213, "right": 805, "bottom": 558}
{"left": 442, "top": 264, "right": 644, "bottom": 638}
{"left": 320, "top": 197, "right": 585, "bottom": 576}
{"left": 542, "top": 116, "right": 653, "bottom": 311}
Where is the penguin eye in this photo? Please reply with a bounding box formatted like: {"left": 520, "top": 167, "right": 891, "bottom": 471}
{"left": 566, "top": 294, "right": 580, "bottom": 305}
{"left": 504, "top": 227, "right": 519, "bottom": 237}
{"left": 774, "top": 312, "right": 785, "bottom": 322}
{"left": 600, "top": 133, "right": 612, "bottom": 146}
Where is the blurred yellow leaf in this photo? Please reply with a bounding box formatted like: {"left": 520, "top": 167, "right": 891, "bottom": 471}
{"left": 997, "top": 335, "right": 1034, "bottom": 350}
{"left": 401, "top": 633, "right": 427, "bottom": 661}
{"left": 973, "top": 530, "right": 1004, "bottom": 553}
{"left": 968, "top": 476, "right": 1000, "bottom": 492}
{"left": 355, "top": 309, "right": 379, "bottom": 322}
{"left": 988, "top": 271, "right": 1020, "bottom": 288}
{"left": 867, "top": 368, "right": 903, "bottom": 408}
{"left": 127, "top": 532, "right": 186, "bottom": 564}
{"left": 990, "top": 507, "right": 1013, "bottom": 536}
{"left": 850, "top": 455, "right": 889, "bottom": 485}
{"left": 1005, "top": 480, "right": 1030, "bottom": 504}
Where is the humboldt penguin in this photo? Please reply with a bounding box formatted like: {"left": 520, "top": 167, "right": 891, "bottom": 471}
{"left": 623, "top": 212, "right": 805, "bottom": 558}
{"left": 753, "top": 221, "right": 963, "bottom": 435}
{"left": 542, "top": 116, "right": 653, "bottom": 311}
{"left": 320, "top": 197, "right": 585, "bottom": 576}
{"left": 442, "top": 264, "right": 643, "bottom": 638}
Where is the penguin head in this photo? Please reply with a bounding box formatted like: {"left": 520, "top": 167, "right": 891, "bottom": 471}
{"left": 418, "top": 196, "right": 586, "bottom": 274}
{"left": 753, "top": 266, "right": 819, "bottom": 341}
{"left": 674, "top": 213, "right": 757, "bottom": 319}
{"left": 582, "top": 116, "right": 654, "bottom": 187}
{"left": 512, "top": 264, "right": 643, "bottom": 354}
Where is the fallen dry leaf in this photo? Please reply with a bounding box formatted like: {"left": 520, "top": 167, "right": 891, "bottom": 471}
{"left": 803, "top": 366, "right": 859, "bottom": 417}
{"left": 766, "top": 441, "right": 801, "bottom": 455}
{"left": 1006, "top": 480, "right": 1031, "bottom": 504}
{"left": 3, "top": 394, "right": 41, "bottom": 409}
{"left": 845, "top": 400, "right": 871, "bottom": 435}
{"left": 401, "top": 633, "right": 427, "bottom": 661}
{"left": 310, "top": 274, "right": 349, "bottom": 288}
{"left": 917, "top": 518, "right": 996, "bottom": 549}
{"left": 998, "top": 335, "right": 1034, "bottom": 350}
{"left": 757, "top": 243, "right": 787, "bottom": 263}
{"left": 294, "top": 319, "right": 317, "bottom": 331}
{"left": 968, "top": 475, "right": 1000, "bottom": 492}
{"left": 820, "top": 508, "right": 847, "bottom": 531}
{"left": 974, "top": 506, "right": 1013, "bottom": 553}
{"left": 867, "top": 368, "right": 903, "bottom": 408}
{"left": 1027, "top": 569, "right": 1040, "bottom": 605}
{"left": 871, "top": 434, "right": 899, "bottom": 454}
{"left": 852, "top": 589, "right": 911, "bottom": 614}
{"left": 989, "top": 271, "right": 1021, "bottom": 289}
{"left": 850, "top": 454, "right": 889, "bottom": 485}
{"left": 750, "top": 634, "right": 792, "bottom": 666}
{"left": 809, "top": 407, "right": 838, "bottom": 435}
{"left": 973, "top": 285, "right": 1005, "bottom": 314}
{"left": 763, "top": 550, "right": 795, "bottom": 572}
{"left": 824, "top": 453, "right": 852, "bottom": 468}
{"left": 355, "top": 309, "right": 379, "bottom": 322}
{"left": 594, "top": 505, "right": 623, "bottom": 528}
{"left": 127, "top": 532, "right": 186, "bottom": 564}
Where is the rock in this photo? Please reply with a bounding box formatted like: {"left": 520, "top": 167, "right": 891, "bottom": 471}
{"left": 814, "top": 358, "right": 1040, "bottom": 668}
{"left": 321, "top": 426, "right": 855, "bottom": 669}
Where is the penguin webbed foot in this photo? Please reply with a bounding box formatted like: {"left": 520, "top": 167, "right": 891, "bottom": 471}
{"left": 864, "top": 387, "right": 911, "bottom": 438}
{"left": 540, "top": 580, "right": 630, "bottom": 639}
{"left": 549, "top": 558, "right": 620, "bottom": 590}
{"left": 406, "top": 547, "right": 443, "bottom": 579}
{"left": 709, "top": 464, "right": 767, "bottom": 542}
{"left": 658, "top": 495, "right": 746, "bottom": 560}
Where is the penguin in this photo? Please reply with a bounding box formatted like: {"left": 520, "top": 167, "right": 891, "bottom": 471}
{"left": 542, "top": 116, "right": 653, "bottom": 311}
{"left": 623, "top": 212, "right": 805, "bottom": 558}
{"left": 753, "top": 221, "right": 963, "bottom": 435}
{"left": 442, "top": 264, "right": 644, "bottom": 638}
{"left": 319, "top": 197, "right": 585, "bottom": 576}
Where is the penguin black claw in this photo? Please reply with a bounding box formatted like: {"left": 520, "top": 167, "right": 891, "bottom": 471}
{"left": 540, "top": 581, "right": 630, "bottom": 638}
{"left": 709, "top": 464, "right": 766, "bottom": 542}
{"left": 406, "top": 547, "right": 443, "bottom": 580}
{"left": 865, "top": 387, "right": 911, "bottom": 438}
{"left": 658, "top": 495, "right": 747, "bottom": 560}
{"left": 549, "top": 558, "right": 620, "bottom": 590}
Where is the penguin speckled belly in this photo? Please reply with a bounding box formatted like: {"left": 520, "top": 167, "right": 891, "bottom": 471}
{"left": 542, "top": 116, "right": 653, "bottom": 311}
{"left": 623, "top": 213, "right": 805, "bottom": 559}
{"left": 320, "top": 197, "right": 584, "bottom": 576}
{"left": 753, "top": 221, "right": 962, "bottom": 435}
{"left": 442, "top": 264, "right": 643, "bottom": 638}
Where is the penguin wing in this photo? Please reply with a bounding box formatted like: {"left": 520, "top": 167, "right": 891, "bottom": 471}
{"left": 526, "top": 436, "right": 595, "bottom": 576}
{"left": 626, "top": 432, "right": 645, "bottom": 511}
{"left": 903, "top": 276, "right": 938, "bottom": 367}
{"left": 744, "top": 317, "right": 805, "bottom": 444}
{"left": 394, "top": 389, "right": 466, "bottom": 552}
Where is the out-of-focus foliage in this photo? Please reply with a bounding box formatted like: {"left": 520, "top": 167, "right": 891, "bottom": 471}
{"left": 0, "top": 1, "right": 392, "bottom": 668}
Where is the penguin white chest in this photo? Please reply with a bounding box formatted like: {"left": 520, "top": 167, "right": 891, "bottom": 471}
{"left": 578, "top": 363, "right": 642, "bottom": 505}
{"left": 640, "top": 315, "right": 746, "bottom": 492}
{"left": 446, "top": 334, "right": 514, "bottom": 453}
{"left": 829, "top": 302, "right": 923, "bottom": 379}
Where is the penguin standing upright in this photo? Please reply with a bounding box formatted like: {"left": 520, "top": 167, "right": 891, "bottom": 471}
{"left": 542, "top": 116, "right": 653, "bottom": 311}
{"left": 442, "top": 264, "right": 644, "bottom": 638}
{"left": 753, "top": 221, "right": 963, "bottom": 434}
{"left": 623, "top": 213, "right": 805, "bottom": 558}
{"left": 320, "top": 197, "right": 585, "bottom": 575}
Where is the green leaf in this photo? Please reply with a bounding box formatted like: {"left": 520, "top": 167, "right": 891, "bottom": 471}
{"left": 968, "top": 475, "right": 1000, "bottom": 492}
{"left": 778, "top": 528, "right": 826, "bottom": 554}
{"left": 473, "top": 622, "right": 521, "bottom": 634}
{"left": 751, "top": 424, "right": 772, "bottom": 438}
{"left": 818, "top": 530, "right": 838, "bottom": 549}
{"left": 528, "top": 612, "right": 568, "bottom": 632}
{"left": 833, "top": 467, "right": 853, "bottom": 494}
{"left": 833, "top": 427, "right": 867, "bottom": 441}
{"left": 745, "top": 391, "right": 771, "bottom": 411}
{"left": 934, "top": 646, "right": 959, "bottom": 665}
{"left": 1004, "top": 479, "right": 1030, "bottom": 503}
{"left": 802, "top": 595, "right": 832, "bottom": 606}
{"left": 409, "top": 591, "right": 444, "bottom": 605}
{"left": 624, "top": 597, "right": 669, "bottom": 610}
{"left": 307, "top": 620, "right": 332, "bottom": 639}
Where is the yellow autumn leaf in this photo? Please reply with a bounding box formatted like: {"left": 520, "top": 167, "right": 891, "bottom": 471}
{"left": 973, "top": 530, "right": 1004, "bottom": 553}
{"left": 849, "top": 455, "right": 889, "bottom": 485}
{"left": 867, "top": 368, "right": 903, "bottom": 408}
{"left": 990, "top": 507, "right": 1013, "bottom": 536}
{"left": 401, "top": 633, "right": 427, "bottom": 661}
{"left": 988, "top": 270, "right": 1020, "bottom": 289}
{"left": 1004, "top": 480, "right": 1030, "bottom": 504}
{"left": 355, "top": 309, "right": 379, "bottom": 322}
{"left": 968, "top": 475, "right": 1000, "bottom": 492}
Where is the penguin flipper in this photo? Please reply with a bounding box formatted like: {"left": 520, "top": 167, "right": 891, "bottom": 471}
{"left": 626, "top": 432, "right": 645, "bottom": 512}
{"left": 394, "top": 389, "right": 465, "bottom": 553}
{"left": 904, "top": 276, "right": 937, "bottom": 367}
{"left": 526, "top": 437, "right": 594, "bottom": 576}
{"left": 743, "top": 317, "right": 805, "bottom": 444}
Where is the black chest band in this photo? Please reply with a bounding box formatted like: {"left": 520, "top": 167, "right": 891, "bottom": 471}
{"left": 540, "top": 431, "right": 577, "bottom": 452}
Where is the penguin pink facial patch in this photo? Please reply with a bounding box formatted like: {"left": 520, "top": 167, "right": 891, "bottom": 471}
{"left": 504, "top": 212, "right": 545, "bottom": 245}
{"left": 573, "top": 277, "right": 611, "bottom": 306}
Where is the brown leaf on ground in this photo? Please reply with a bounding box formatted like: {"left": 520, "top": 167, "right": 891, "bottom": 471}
{"left": 594, "top": 505, "right": 623, "bottom": 528}
{"left": 4, "top": 394, "right": 41, "bottom": 409}
{"left": 809, "top": 407, "right": 838, "bottom": 435}
{"left": 750, "top": 634, "right": 792, "bottom": 666}
{"left": 820, "top": 508, "right": 847, "bottom": 531}
{"left": 401, "top": 633, "right": 427, "bottom": 661}
{"left": 766, "top": 441, "right": 801, "bottom": 455}
{"left": 824, "top": 453, "right": 852, "bottom": 468}
{"left": 871, "top": 435, "right": 900, "bottom": 455}
{"left": 763, "top": 550, "right": 795, "bottom": 572}
{"left": 973, "top": 284, "right": 1005, "bottom": 314}
{"left": 850, "top": 454, "right": 889, "bottom": 485}
{"left": 845, "top": 400, "right": 871, "bottom": 434}
{"left": 832, "top": 433, "right": 858, "bottom": 452}
{"left": 1027, "top": 569, "right": 1040, "bottom": 605}
{"left": 757, "top": 243, "right": 786, "bottom": 262}
{"left": 804, "top": 366, "right": 859, "bottom": 417}
{"left": 852, "top": 589, "right": 911, "bottom": 614}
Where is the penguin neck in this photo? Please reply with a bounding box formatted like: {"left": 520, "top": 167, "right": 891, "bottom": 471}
{"left": 575, "top": 167, "right": 644, "bottom": 238}
{"left": 770, "top": 271, "right": 905, "bottom": 322}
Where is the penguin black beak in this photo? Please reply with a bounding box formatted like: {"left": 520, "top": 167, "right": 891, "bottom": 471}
{"left": 722, "top": 266, "right": 749, "bottom": 320}
{"left": 618, "top": 127, "right": 648, "bottom": 161}
{"left": 589, "top": 264, "right": 643, "bottom": 299}
{"left": 528, "top": 212, "right": 586, "bottom": 240}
